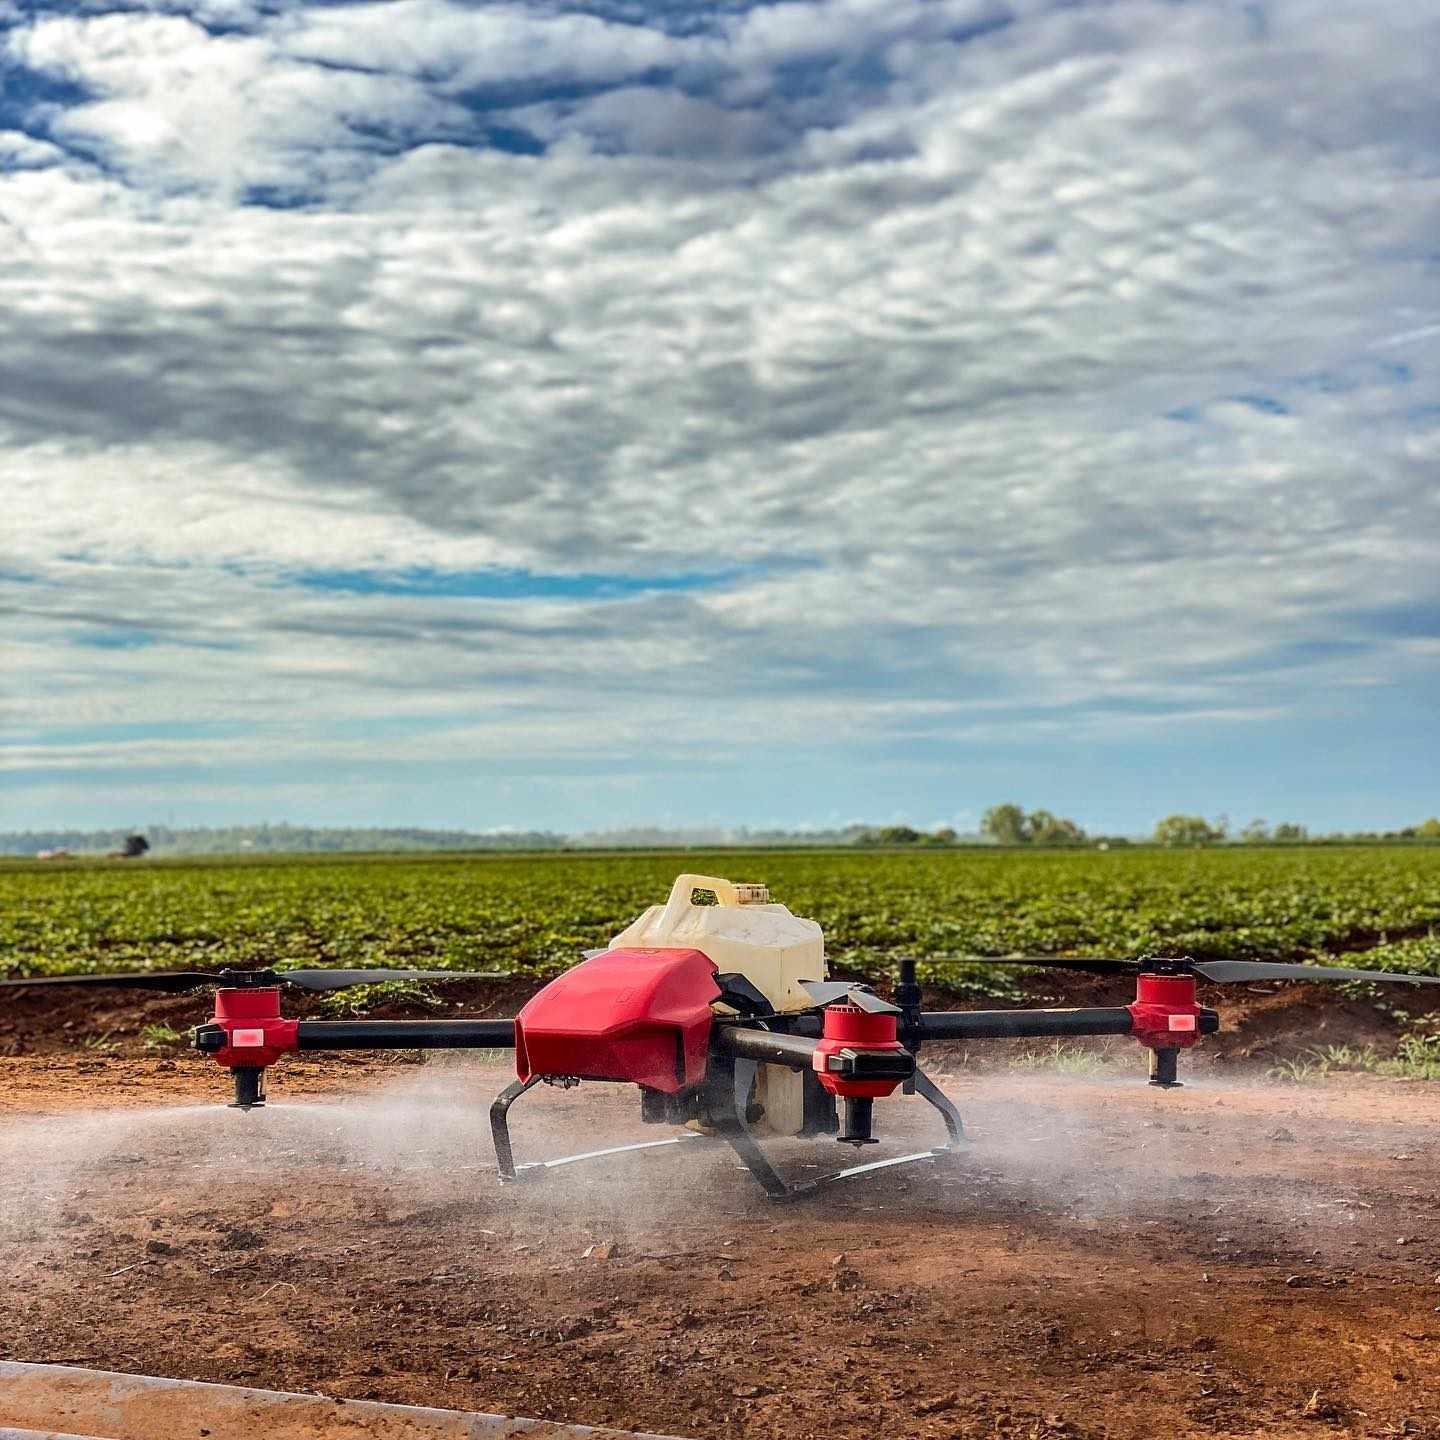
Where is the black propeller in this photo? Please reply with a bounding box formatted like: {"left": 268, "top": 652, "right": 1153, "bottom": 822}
{"left": 800, "top": 979, "right": 902, "bottom": 1015}
{"left": 0, "top": 967, "right": 507, "bottom": 994}
{"left": 918, "top": 955, "right": 1440, "bottom": 987}
{"left": 0, "top": 971, "right": 225, "bottom": 993}
{"left": 1188, "top": 958, "right": 1440, "bottom": 987}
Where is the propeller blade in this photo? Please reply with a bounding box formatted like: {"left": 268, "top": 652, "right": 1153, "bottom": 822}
{"left": 1193, "top": 959, "right": 1440, "bottom": 987}
{"left": 938, "top": 956, "right": 1440, "bottom": 986}
{"left": 800, "top": 979, "right": 854, "bottom": 1006}
{"left": 275, "top": 967, "right": 507, "bottom": 992}
{"left": 2, "top": 966, "right": 508, "bottom": 997}
{"left": 847, "top": 987, "right": 903, "bottom": 1016}
{"left": 799, "top": 979, "right": 902, "bottom": 1015}
{"left": 0, "top": 971, "right": 222, "bottom": 993}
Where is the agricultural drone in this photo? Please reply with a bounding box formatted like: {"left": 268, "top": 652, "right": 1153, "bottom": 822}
{"left": 6, "top": 873, "right": 1439, "bottom": 1200}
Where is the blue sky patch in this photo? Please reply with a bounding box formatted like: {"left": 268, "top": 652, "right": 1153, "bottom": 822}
{"left": 1351, "top": 602, "right": 1440, "bottom": 640}
{"left": 12, "top": 718, "right": 252, "bottom": 747}
{"left": 69, "top": 627, "right": 159, "bottom": 650}
{"left": 286, "top": 565, "right": 752, "bottom": 600}
{"left": 1230, "top": 393, "right": 1290, "bottom": 415}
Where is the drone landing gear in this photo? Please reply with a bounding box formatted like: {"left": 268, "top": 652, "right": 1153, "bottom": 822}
{"left": 488, "top": 1064, "right": 965, "bottom": 1199}
{"left": 490, "top": 1075, "right": 722, "bottom": 1182}
{"left": 709, "top": 1059, "right": 967, "bottom": 1201}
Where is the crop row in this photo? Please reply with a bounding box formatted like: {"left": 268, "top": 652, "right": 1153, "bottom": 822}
{"left": 2, "top": 847, "right": 1438, "bottom": 997}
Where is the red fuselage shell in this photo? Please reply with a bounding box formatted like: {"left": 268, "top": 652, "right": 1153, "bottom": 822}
{"left": 514, "top": 947, "right": 720, "bottom": 1093}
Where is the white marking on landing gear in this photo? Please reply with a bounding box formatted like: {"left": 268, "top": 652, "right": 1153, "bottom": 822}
{"left": 514, "top": 1132, "right": 715, "bottom": 1173}
{"left": 819, "top": 1146, "right": 969, "bottom": 1185}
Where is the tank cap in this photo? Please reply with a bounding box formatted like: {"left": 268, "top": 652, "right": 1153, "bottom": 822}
{"left": 734, "top": 883, "right": 770, "bottom": 905}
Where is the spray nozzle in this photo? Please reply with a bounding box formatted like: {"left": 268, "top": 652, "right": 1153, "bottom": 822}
{"left": 229, "top": 1066, "right": 267, "bottom": 1110}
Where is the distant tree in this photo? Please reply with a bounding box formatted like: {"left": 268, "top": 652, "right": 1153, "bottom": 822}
{"left": 981, "top": 804, "right": 1086, "bottom": 846}
{"left": 1271, "top": 822, "right": 1309, "bottom": 843}
{"left": 121, "top": 833, "right": 149, "bottom": 858}
{"left": 1416, "top": 818, "right": 1440, "bottom": 840}
{"left": 1027, "top": 811, "right": 1087, "bottom": 846}
{"left": 852, "top": 825, "right": 965, "bottom": 848}
{"left": 981, "top": 804, "right": 1030, "bottom": 846}
{"left": 855, "top": 825, "right": 924, "bottom": 847}
{"left": 1240, "top": 818, "right": 1270, "bottom": 843}
{"left": 1153, "top": 814, "right": 1225, "bottom": 847}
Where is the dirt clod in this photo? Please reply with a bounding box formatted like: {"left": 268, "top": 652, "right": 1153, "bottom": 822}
{"left": 219, "top": 1227, "right": 265, "bottom": 1251}
{"left": 915, "top": 1392, "right": 959, "bottom": 1415}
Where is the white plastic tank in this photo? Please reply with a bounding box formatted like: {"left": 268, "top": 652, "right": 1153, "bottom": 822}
{"left": 609, "top": 873, "right": 826, "bottom": 1014}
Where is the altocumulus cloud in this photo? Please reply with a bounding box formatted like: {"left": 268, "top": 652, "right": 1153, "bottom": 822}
{"left": 1, "top": 0, "right": 1438, "bottom": 831}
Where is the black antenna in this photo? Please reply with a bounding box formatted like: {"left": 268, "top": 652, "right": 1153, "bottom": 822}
{"left": 894, "top": 957, "right": 922, "bottom": 1090}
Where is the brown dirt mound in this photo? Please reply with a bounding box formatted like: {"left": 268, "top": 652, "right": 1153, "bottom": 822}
{"left": 4, "top": 968, "right": 1432, "bottom": 1075}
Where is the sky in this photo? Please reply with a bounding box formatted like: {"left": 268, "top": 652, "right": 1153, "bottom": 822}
{"left": 2, "top": 0, "right": 1438, "bottom": 837}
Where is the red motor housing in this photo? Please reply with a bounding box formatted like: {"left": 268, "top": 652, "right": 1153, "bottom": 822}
{"left": 811, "top": 1003, "right": 908, "bottom": 1098}
{"left": 1127, "top": 973, "right": 1203, "bottom": 1051}
{"left": 206, "top": 987, "right": 299, "bottom": 1069}
{"left": 514, "top": 947, "right": 719, "bottom": 1093}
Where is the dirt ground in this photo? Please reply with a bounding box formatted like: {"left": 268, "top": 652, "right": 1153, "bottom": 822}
{"left": 4, "top": 1040, "right": 1440, "bottom": 1440}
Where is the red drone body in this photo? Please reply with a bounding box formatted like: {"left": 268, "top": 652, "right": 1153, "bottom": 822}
{"left": 513, "top": 946, "right": 717, "bottom": 1092}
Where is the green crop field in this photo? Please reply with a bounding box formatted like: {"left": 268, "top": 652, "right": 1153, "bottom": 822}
{"left": 2, "top": 847, "right": 1438, "bottom": 999}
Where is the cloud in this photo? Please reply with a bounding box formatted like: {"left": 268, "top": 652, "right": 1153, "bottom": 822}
{"left": 5, "top": 11, "right": 466, "bottom": 195}
{"left": 2, "top": 0, "right": 1438, "bottom": 825}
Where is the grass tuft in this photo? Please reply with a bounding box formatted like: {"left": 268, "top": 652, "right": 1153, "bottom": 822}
{"left": 315, "top": 979, "right": 448, "bottom": 1017}
{"left": 1268, "top": 1034, "right": 1440, "bottom": 1083}
{"left": 1009, "top": 1041, "right": 1110, "bottom": 1075}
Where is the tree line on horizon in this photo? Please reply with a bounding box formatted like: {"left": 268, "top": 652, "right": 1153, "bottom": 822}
{"left": 976, "top": 804, "right": 1440, "bottom": 849}
{"left": 4, "top": 813, "right": 1438, "bottom": 858}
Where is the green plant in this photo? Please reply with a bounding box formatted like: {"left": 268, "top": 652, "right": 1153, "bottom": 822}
{"left": 1266, "top": 1054, "right": 1327, "bottom": 1083}
{"left": 315, "top": 979, "right": 448, "bottom": 1017}
{"left": 4, "top": 846, "right": 1437, "bottom": 1003}
{"left": 1268, "top": 1036, "right": 1440, "bottom": 1083}
{"left": 140, "top": 1023, "right": 184, "bottom": 1050}
{"left": 1009, "top": 1041, "right": 1109, "bottom": 1075}
{"left": 1379, "top": 1033, "right": 1440, "bottom": 1080}
{"left": 1309, "top": 1042, "right": 1381, "bottom": 1072}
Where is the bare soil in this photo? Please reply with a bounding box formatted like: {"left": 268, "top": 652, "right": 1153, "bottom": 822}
{"left": 4, "top": 1042, "right": 1440, "bottom": 1440}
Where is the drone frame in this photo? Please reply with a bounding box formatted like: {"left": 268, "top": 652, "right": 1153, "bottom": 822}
{"left": 180, "top": 955, "right": 1222, "bottom": 1200}
{"left": 16, "top": 940, "right": 1440, "bottom": 1203}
